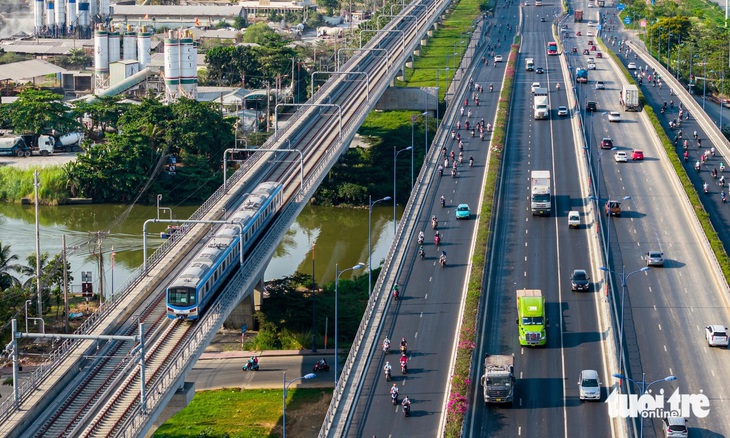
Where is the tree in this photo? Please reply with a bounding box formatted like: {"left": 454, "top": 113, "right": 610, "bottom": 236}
{"left": 242, "top": 22, "right": 287, "bottom": 47}
{"left": 0, "top": 242, "right": 22, "bottom": 290}
{"left": 73, "top": 95, "right": 128, "bottom": 138}
{"left": 7, "top": 88, "right": 79, "bottom": 134}
{"left": 317, "top": 0, "right": 340, "bottom": 16}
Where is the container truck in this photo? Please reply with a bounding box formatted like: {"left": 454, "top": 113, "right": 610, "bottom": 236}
{"left": 516, "top": 289, "right": 547, "bottom": 346}
{"left": 576, "top": 68, "right": 588, "bottom": 83}
{"left": 481, "top": 354, "right": 515, "bottom": 404}
{"left": 0, "top": 136, "right": 31, "bottom": 157}
{"left": 533, "top": 95, "right": 549, "bottom": 120}
{"left": 530, "top": 170, "right": 551, "bottom": 215}
{"left": 622, "top": 84, "right": 641, "bottom": 111}
{"left": 574, "top": 9, "right": 583, "bottom": 22}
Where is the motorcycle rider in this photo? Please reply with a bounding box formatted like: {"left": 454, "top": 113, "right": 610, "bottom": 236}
{"left": 402, "top": 396, "right": 411, "bottom": 414}
{"left": 434, "top": 230, "right": 441, "bottom": 245}
{"left": 723, "top": 191, "right": 727, "bottom": 203}
{"left": 721, "top": 162, "right": 726, "bottom": 173}
{"left": 704, "top": 182, "right": 709, "bottom": 194}
{"left": 440, "top": 195, "right": 446, "bottom": 207}
{"left": 469, "top": 156, "right": 474, "bottom": 167}
{"left": 555, "top": 82, "right": 560, "bottom": 91}
{"left": 384, "top": 361, "right": 392, "bottom": 380}
{"left": 400, "top": 337, "right": 408, "bottom": 354}
{"left": 418, "top": 245, "right": 425, "bottom": 259}
{"left": 438, "top": 165, "right": 443, "bottom": 176}
{"left": 432, "top": 215, "right": 438, "bottom": 228}
{"left": 418, "top": 230, "right": 425, "bottom": 244}
{"left": 400, "top": 353, "right": 408, "bottom": 373}
{"left": 383, "top": 337, "right": 391, "bottom": 353}
{"left": 696, "top": 160, "right": 701, "bottom": 171}
{"left": 316, "top": 358, "right": 328, "bottom": 369}
{"left": 391, "top": 383, "right": 399, "bottom": 398}
{"left": 720, "top": 176, "right": 726, "bottom": 187}
{"left": 392, "top": 284, "right": 400, "bottom": 299}
{"left": 440, "top": 251, "right": 447, "bottom": 266}
{"left": 489, "top": 83, "right": 494, "bottom": 92}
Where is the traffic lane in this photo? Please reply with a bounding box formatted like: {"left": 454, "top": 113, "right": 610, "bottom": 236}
{"left": 355, "top": 172, "right": 484, "bottom": 437}
{"left": 189, "top": 355, "right": 336, "bottom": 390}
{"left": 353, "top": 43, "right": 504, "bottom": 434}
{"left": 612, "top": 44, "right": 730, "bottom": 247}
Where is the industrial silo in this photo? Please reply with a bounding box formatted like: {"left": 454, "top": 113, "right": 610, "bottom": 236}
{"left": 108, "top": 29, "right": 121, "bottom": 64}
{"left": 137, "top": 27, "right": 152, "bottom": 69}
{"left": 164, "top": 30, "right": 181, "bottom": 100}
{"left": 122, "top": 25, "right": 137, "bottom": 60}
{"left": 179, "top": 31, "right": 197, "bottom": 99}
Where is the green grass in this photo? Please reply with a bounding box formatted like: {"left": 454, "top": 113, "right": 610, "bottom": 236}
{"left": 0, "top": 165, "right": 70, "bottom": 205}
{"left": 154, "top": 388, "right": 331, "bottom": 438}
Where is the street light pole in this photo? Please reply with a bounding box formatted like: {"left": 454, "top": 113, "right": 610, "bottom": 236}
{"left": 394, "top": 146, "right": 412, "bottom": 234}
{"left": 368, "top": 195, "right": 391, "bottom": 295}
{"left": 335, "top": 262, "right": 364, "bottom": 385}
{"left": 282, "top": 371, "right": 316, "bottom": 438}
{"left": 600, "top": 265, "right": 649, "bottom": 374}
{"left": 613, "top": 373, "right": 677, "bottom": 438}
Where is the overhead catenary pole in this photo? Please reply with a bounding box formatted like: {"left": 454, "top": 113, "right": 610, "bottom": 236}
{"left": 63, "top": 235, "right": 69, "bottom": 334}
{"left": 34, "top": 171, "right": 42, "bottom": 318}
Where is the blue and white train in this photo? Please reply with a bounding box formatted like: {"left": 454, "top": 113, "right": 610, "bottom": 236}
{"left": 166, "top": 181, "right": 283, "bottom": 320}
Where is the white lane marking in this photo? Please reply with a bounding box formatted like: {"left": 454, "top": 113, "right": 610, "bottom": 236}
{"left": 414, "top": 332, "right": 418, "bottom": 339}
{"left": 658, "top": 324, "right": 662, "bottom": 331}
{"left": 420, "top": 312, "right": 423, "bottom": 318}
{"left": 425, "top": 293, "right": 429, "bottom": 299}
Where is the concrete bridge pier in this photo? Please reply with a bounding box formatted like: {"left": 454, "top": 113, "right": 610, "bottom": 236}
{"left": 147, "top": 382, "right": 195, "bottom": 437}
{"left": 224, "top": 273, "right": 266, "bottom": 330}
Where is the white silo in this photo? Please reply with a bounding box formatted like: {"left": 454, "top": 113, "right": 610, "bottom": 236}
{"left": 123, "top": 26, "right": 137, "bottom": 60}
{"left": 164, "top": 30, "right": 181, "bottom": 100}
{"left": 108, "top": 30, "right": 121, "bottom": 64}
{"left": 34, "top": 0, "right": 44, "bottom": 35}
{"left": 137, "top": 27, "right": 152, "bottom": 69}
{"left": 179, "top": 31, "right": 197, "bottom": 99}
{"left": 55, "top": 0, "right": 65, "bottom": 32}
{"left": 46, "top": 1, "right": 55, "bottom": 28}
{"left": 94, "top": 26, "right": 109, "bottom": 90}
{"left": 78, "top": 0, "right": 89, "bottom": 27}
{"left": 67, "top": 0, "right": 77, "bottom": 32}
{"left": 99, "top": 0, "right": 109, "bottom": 17}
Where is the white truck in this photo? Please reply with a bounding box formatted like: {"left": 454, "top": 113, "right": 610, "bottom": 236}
{"left": 0, "top": 136, "right": 31, "bottom": 157}
{"left": 21, "top": 132, "right": 84, "bottom": 155}
{"left": 316, "top": 27, "right": 344, "bottom": 38}
{"left": 525, "top": 57, "right": 535, "bottom": 71}
{"left": 530, "top": 170, "right": 551, "bottom": 215}
{"left": 622, "top": 84, "right": 641, "bottom": 111}
{"left": 481, "top": 354, "right": 515, "bottom": 404}
{"left": 534, "top": 95, "right": 549, "bottom": 119}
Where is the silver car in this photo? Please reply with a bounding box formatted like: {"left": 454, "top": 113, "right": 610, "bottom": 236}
{"left": 705, "top": 325, "right": 729, "bottom": 347}
{"left": 578, "top": 369, "right": 601, "bottom": 400}
{"left": 646, "top": 251, "right": 664, "bottom": 267}
{"left": 662, "top": 417, "right": 688, "bottom": 438}
{"left": 558, "top": 106, "right": 568, "bottom": 116}
{"left": 608, "top": 111, "right": 621, "bottom": 122}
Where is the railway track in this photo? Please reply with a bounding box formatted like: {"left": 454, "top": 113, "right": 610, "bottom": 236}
{"left": 6, "top": 3, "right": 441, "bottom": 436}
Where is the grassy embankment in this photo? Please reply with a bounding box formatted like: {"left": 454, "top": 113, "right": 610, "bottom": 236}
{"left": 0, "top": 166, "right": 70, "bottom": 205}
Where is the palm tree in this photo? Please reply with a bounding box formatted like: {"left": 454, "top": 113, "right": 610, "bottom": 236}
{"left": 0, "top": 242, "right": 22, "bottom": 290}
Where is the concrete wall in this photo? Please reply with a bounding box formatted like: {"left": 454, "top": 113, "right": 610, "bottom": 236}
{"left": 374, "top": 86, "right": 438, "bottom": 112}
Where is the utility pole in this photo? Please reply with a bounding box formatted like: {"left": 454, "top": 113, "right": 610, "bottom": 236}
{"left": 34, "top": 170, "right": 42, "bottom": 318}
{"left": 266, "top": 80, "right": 271, "bottom": 133}
{"left": 96, "top": 231, "right": 105, "bottom": 304}
{"left": 63, "top": 235, "right": 69, "bottom": 333}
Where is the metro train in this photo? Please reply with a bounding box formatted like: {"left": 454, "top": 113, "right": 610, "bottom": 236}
{"left": 166, "top": 181, "right": 283, "bottom": 320}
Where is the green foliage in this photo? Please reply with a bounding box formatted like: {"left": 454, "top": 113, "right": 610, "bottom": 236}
{"left": 7, "top": 89, "right": 79, "bottom": 134}
{"left": 317, "top": 0, "right": 340, "bottom": 16}
{"left": 233, "top": 16, "right": 248, "bottom": 29}
{"left": 242, "top": 22, "right": 286, "bottom": 47}
{"left": 73, "top": 95, "right": 128, "bottom": 138}
{"left": 0, "top": 52, "right": 29, "bottom": 65}
{"left": 0, "top": 165, "right": 69, "bottom": 204}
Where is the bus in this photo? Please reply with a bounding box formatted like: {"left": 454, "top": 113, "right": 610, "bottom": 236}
{"left": 547, "top": 42, "right": 558, "bottom": 55}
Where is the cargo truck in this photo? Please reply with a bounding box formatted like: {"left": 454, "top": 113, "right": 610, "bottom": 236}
{"left": 0, "top": 136, "right": 31, "bottom": 157}
{"left": 481, "top": 354, "right": 515, "bottom": 404}
{"left": 622, "top": 84, "right": 641, "bottom": 111}
{"left": 516, "top": 289, "right": 547, "bottom": 346}
{"left": 525, "top": 57, "right": 535, "bottom": 71}
{"left": 574, "top": 9, "right": 583, "bottom": 22}
{"left": 576, "top": 68, "right": 588, "bottom": 83}
{"left": 21, "top": 132, "right": 84, "bottom": 155}
{"left": 534, "top": 95, "right": 549, "bottom": 119}
{"left": 530, "top": 170, "right": 551, "bottom": 215}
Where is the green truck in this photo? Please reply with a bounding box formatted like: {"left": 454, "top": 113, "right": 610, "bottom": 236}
{"left": 516, "top": 289, "right": 548, "bottom": 346}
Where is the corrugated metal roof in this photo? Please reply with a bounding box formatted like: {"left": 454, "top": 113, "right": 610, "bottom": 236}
{"left": 0, "top": 38, "right": 93, "bottom": 55}
{"left": 0, "top": 60, "right": 68, "bottom": 82}
{"left": 112, "top": 5, "right": 246, "bottom": 17}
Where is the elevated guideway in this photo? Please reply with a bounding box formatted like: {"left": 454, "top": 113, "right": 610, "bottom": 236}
{"left": 0, "top": 1, "right": 453, "bottom": 436}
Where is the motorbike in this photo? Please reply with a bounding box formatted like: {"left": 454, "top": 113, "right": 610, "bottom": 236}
{"left": 403, "top": 403, "right": 411, "bottom": 417}
{"left": 383, "top": 342, "right": 390, "bottom": 355}
{"left": 704, "top": 184, "right": 709, "bottom": 194}
{"left": 400, "top": 344, "right": 407, "bottom": 355}
{"left": 242, "top": 360, "right": 259, "bottom": 371}
{"left": 555, "top": 83, "right": 560, "bottom": 91}
{"left": 393, "top": 288, "right": 399, "bottom": 300}
{"left": 418, "top": 248, "right": 425, "bottom": 260}
{"left": 470, "top": 158, "right": 474, "bottom": 167}
{"left": 683, "top": 151, "right": 689, "bottom": 162}
{"left": 432, "top": 218, "right": 438, "bottom": 229}
{"left": 723, "top": 193, "right": 727, "bottom": 203}
{"left": 391, "top": 392, "right": 399, "bottom": 405}
{"left": 439, "top": 255, "right": 446, "bottom": 268}
{"left": 313, "top": 361, "right": 330, "bottom": 372}
{"left": 434, "top": 234, "right": 441, "bottom": 245}
{"left": 417, "top": 234, "right": 424, "bottom": 245}
{"left": 480, "top": 132, "right": 485, "bottom": 141}
{"left": 452, "top": 168, "right": 457, "bottom": 178}
{"left": 385, "top": 368, "right": 392, "bottom": 381}
{"left": 695, "top": 161, "right": 701, "bottom": 172}
{"left": 441, "top": 197, "right": 446, "bottom": 208}
{"left": 400, "top": 360, "right": 408, "bottom": 374}
{"left": 438, "top": 167, "right": 443, "bottom": 176}
{"left": 490, "top": 84, "right": 493, "bottom": 92}
{"left": 471, "top": 129, "right": 475, "bottom": 137}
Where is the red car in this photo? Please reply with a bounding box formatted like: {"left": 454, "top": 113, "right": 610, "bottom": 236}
{"left": 588, "top": 40, "right": 594, "bottom": 45}
{"left": 596, "top": 52, "right": 603, "bottom": 58}
{"left": 576, "top": 31, "right": 582, "bottom": 36}
{"left": 632, "top": 150, "right": 645, "bottom": 160}
{"left": 601, "top": 137, "right": 613, "bottom": 149}
{"left": 590, "top": 45, "right": 597, "bottom": 51}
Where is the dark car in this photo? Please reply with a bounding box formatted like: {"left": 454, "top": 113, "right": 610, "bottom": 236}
{"left": 583, "top": 49, "right": 590, "bottom": 55}
{"left": 601, "top": 137, "right": 613, "bottom": 149}
{"left": 571, "top": 269, "right": 590, "bottom": 291}
{"left": 586, "top": 101, "right": 597, "bottom": 112}
{"left": 536, "top": 67, "right": 545, "bottom": 74}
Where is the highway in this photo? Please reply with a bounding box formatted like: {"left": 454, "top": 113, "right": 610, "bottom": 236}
{"left": 594, "top": 15, "right": 730, "bottom": 437}
{"left": 464, "top": 3, "right": 615, "bottom": 437}
{"left": 342, "top": 8, "right": 519, "bottom": 438}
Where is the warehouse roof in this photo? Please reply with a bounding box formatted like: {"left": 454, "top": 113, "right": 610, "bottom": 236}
{"left": 0, "top": 59, "right": 68, "bottom": 82}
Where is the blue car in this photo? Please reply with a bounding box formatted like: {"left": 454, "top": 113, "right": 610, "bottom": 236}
{"left": 455, "top": 204, "right": 471, "bottom": 219}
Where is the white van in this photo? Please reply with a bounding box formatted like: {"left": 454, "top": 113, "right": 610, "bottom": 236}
{"left": 568, "top": 211, "right": 580, "bottom": 228}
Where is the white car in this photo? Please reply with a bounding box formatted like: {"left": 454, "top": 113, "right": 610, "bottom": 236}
{"left": 531, "top": 82, "right": 541, "bottom": 94}
{"left": 587, "top": 57, "right": 595, "bottom": 63}
{"left": 495, "top": 55, "right": 503, "bottom": 62}
{"left": 627, "top": 62, "right": 637, "bottom": 70}
{"left": 558, "top": 106, "right": 569, "bottom": 116}
{"left": 614, "top": 151, "right": 628, "bottom": 162}
{"left": 587, "top": 62, "right": 596, "bottom": 70}
{"left": 595, "top": 81, "right": 605, "bottom": 90}
{"left": 587, "top": 21, "right": 595, "bottom": 26}
{"left": 706, "top": 325, "right": 729, "bottom": 347}
{"left": 578, "top": 370, "right": 601, "bottom": 400}
{"left": 663, "top": 417, "right": 688, "bottom": 438}
{"left": 608, "top": 111, "right": 621, "bottom": 122}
